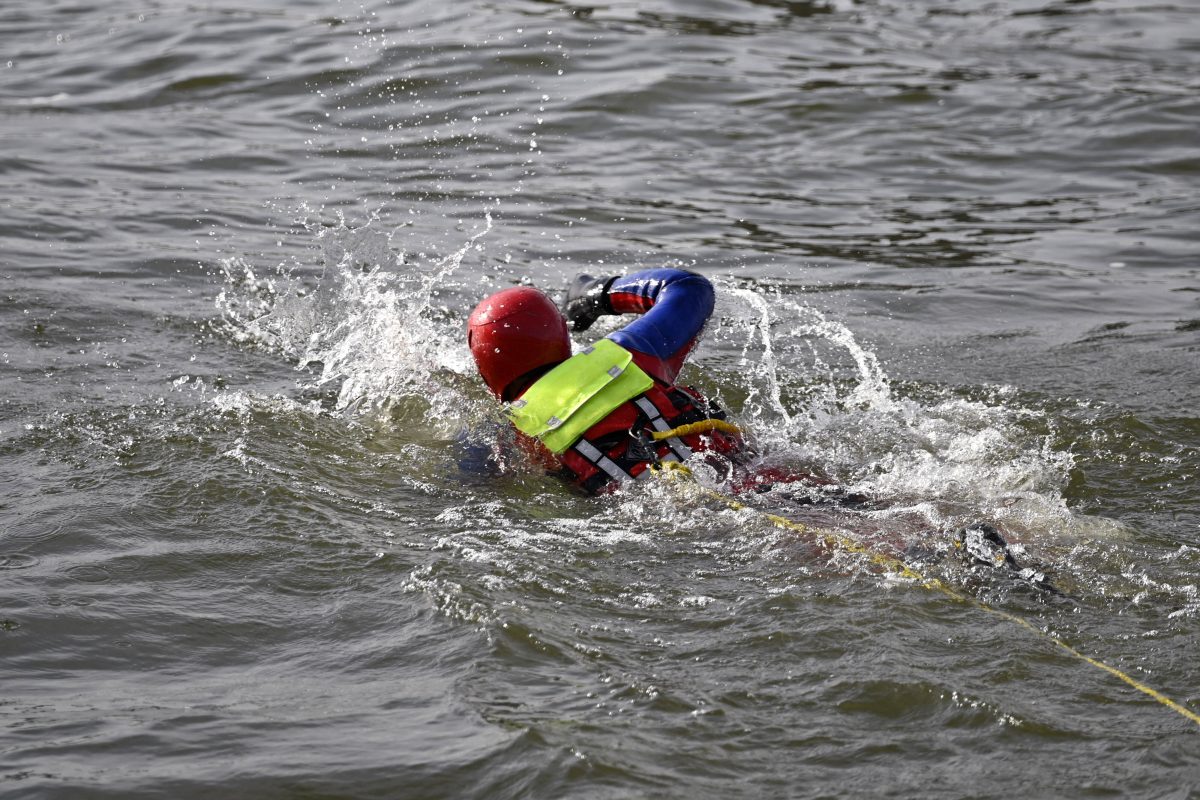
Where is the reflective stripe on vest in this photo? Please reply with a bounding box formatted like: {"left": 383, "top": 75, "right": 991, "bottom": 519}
{"left": 574, "top": 438, "right": 649, "bottom": 483}
{"left": 633, "top": 395, "right": 693, "bottom": 463}
{"left": 507, "top": 339, "right": 655, "bottom": 455}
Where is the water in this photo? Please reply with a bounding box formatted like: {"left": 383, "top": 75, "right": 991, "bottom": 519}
{"left": 3, "top": 0, "right": 1198, "bottom": 797}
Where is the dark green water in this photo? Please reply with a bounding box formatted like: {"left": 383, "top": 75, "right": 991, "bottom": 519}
{"left": 2, "top": 1, "right": 1198, "bottom": 797}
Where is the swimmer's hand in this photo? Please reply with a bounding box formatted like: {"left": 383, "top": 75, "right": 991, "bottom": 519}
{"left": 563, "top": 274, "right": 615, "bottom": 332}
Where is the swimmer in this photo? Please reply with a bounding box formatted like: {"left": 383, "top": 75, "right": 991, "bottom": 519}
{"left": 466, "top": 269, "right": 832, "bottom": 496}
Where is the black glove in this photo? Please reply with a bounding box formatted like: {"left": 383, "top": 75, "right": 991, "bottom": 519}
{"left": 562, "top": 274, "right": 615, "bottom": 332}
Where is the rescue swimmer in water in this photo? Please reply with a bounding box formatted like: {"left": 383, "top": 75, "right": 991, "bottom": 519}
{"left": 466, "top": 268, "right": 829, "bottom": 496}
{"left": 465, "top": 269, "right": 1060, "bottom": 594}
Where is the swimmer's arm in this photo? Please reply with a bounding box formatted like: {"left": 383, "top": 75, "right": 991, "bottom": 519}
{"left": 608, "top": 269, "right": 714, "bottom": 384}
{"left": 455, "top": 427, "right": 500, "bottom": 474}
{"left": 565, "top": 268, "right": 714, "bottom": 384}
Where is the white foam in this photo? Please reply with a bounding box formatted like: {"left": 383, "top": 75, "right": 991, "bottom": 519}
{"left": 215, "top": 214, "right": 493, "bottom": 432}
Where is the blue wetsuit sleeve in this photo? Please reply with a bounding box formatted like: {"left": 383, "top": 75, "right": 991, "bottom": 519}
{"left": 604, "top": 269, "right": 714, "bottom": 383}
{"left": 455, "top": 426, "right": 500, "bottom": 474}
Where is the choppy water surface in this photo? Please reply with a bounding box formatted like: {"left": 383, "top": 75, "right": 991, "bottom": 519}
{"left": 3, "top": 0, "right": 1198, "bottom": 797}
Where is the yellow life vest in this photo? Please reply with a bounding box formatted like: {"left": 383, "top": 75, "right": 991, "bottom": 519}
{"left": 507, "top": 339, "right": 654, "bottom": 455}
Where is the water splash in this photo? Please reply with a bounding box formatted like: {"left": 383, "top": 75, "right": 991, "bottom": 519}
{"left": 709, "top": 283, "right": 1076, "bottom": 535}
{"left": 215, "top": 213, "right": 493, "bottom": 428}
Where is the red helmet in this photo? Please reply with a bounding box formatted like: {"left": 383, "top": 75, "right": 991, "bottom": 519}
{"left": 467, "top": 287, "right": 570, "bottom": 399}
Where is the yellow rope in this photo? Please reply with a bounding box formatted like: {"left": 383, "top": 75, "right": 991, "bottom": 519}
{"left": 648, "top": 419, "right": 743, "bottom": 441}
{"left": 652, "top": 460, "right": 1200, "bottom": 729}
